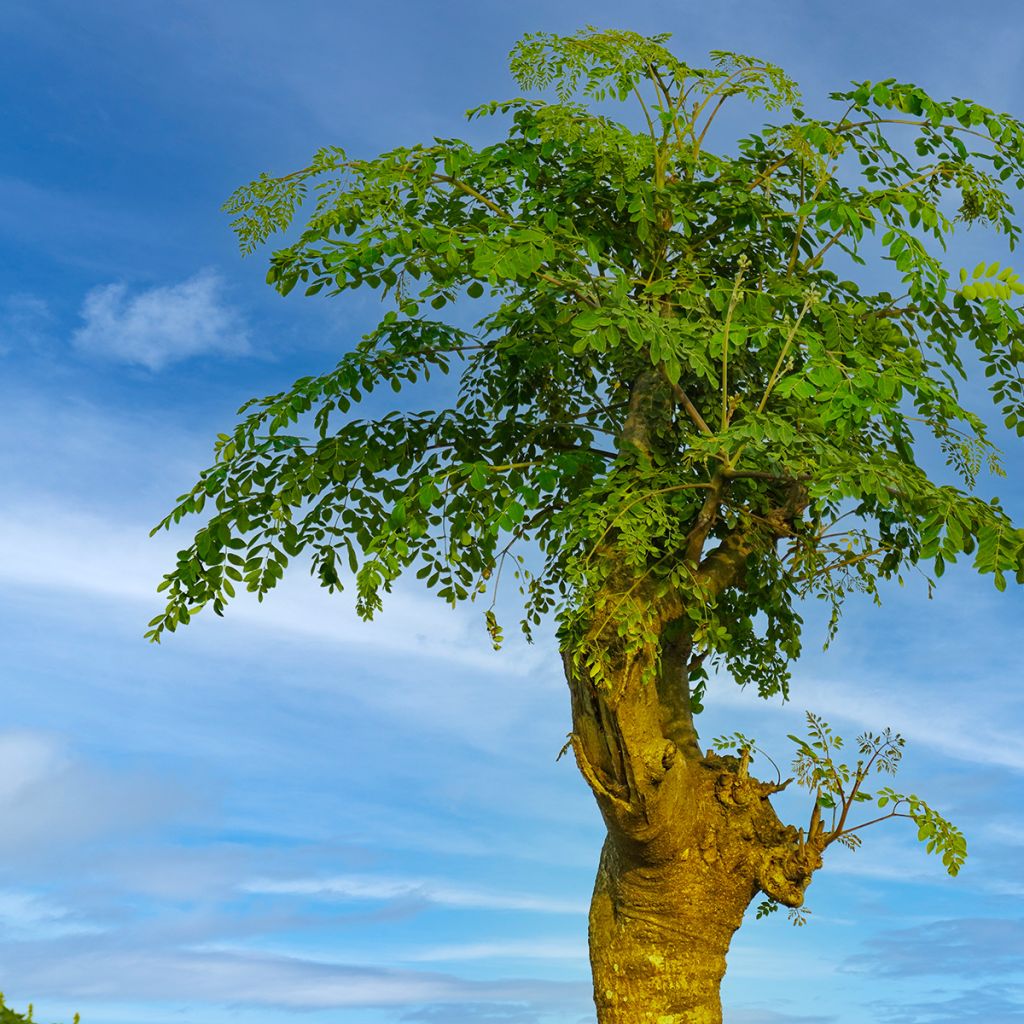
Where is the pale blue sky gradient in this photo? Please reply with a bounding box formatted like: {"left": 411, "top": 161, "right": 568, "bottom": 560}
{"left": 1, "top": 2, "right": 1023, "bottom": 1022}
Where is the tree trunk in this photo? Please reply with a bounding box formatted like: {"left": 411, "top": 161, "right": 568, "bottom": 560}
{"left": 564, "top": 366, "right": 820, "bottom": 1021}
{"left": 588, "top": 831, "right": 744, "bottom": 1024}
{"left": 565, "top": 649, "right": 822, "bottom": 1024}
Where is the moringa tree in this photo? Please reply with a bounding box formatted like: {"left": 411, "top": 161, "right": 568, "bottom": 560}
{"left": 149, "top": 28, "right": 1024, "bottom": 1024}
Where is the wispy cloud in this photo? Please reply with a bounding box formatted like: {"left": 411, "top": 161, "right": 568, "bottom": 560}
{"left": 0, "top": 497, "right": 532, "bottom": 675}
{"left": 869, "top": 982, "right": 1024, "bottom": 1024}
{"left": 0, "top": 293, "right": 54, "bottom": 355}
{"left": 0, "top": 888, "right": 103, "bottom": 940}
{"left": 72, "top": 270, "right": 249, "bottom": 369}
{"left": 403, "top": 939, "right": 586, "bottom": 963}
{"left": 709, "top": 671, "right": 1024, "bottom": 774}
{"left": 0, "top": 729, "right": 196, "bottom": 860}
{"left": 241, "top": 874, "right": 587, "bottom": 915}
{"left": 189, "top": 935, "right": 588, "bottom": 967}
{"left": 0, "top": 501, "right": 173, "bottom": 601}
{"left": 844, "top": 917, "right": 1024, "bottom": 978}
{"left": 983, "top": 820, "right": 1024, "bottom": 847}
{"left": 815, "top": 838, "right": 955, "bottom": 886}
{"left": 0, "top": 175, "right": 168, "bottom": 275}
{"left": 4, "top": 944, "right": 591, "bottom": 1010}
{"left": 724, "top": 1009, "right": 837, "bottom": 1024}
{"left": 400, "top": 1002, "right": 572, "bottom": 1024}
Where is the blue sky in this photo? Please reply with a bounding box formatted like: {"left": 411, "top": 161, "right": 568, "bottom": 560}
{"left": 2, "top": 1, "right": 1023, "bottom": 1022}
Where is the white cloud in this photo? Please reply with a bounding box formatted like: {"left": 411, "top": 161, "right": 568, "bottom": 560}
{"left": 0, "top": 496, "right": 527, "bottom": 671}
{"left": 241, "top": 873, "right": 587, "bottom": 914}
{"left": 984, "top": 821, "right": 1024, "bottom": 846}
{"left": 192, "top": 936, "right": 587, "bottom": 965}
{"left": 0, "top": 501, "right": 171, "bottom": 602}
{"left": 72, "top": 270, "right": 249, "bottom": 369}
{"left": 816, "top": 838, "right": 954, "bottom": 885}
{"left": 403, "top": 938, "right": 586, "bottom": 962}
{"left": 726, "top": 942, "right": 841, "bottom": 983}
{"left": 708, "top": 672, "right": 1024, "bottom": 774}
{"left": 0, "top": 731, "right": 68, "bottom": 804}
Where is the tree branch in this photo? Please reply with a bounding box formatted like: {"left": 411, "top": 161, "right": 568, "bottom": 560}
{"left": 666, "top": 375, "right": 714, "bottom": 436}
{"left": 684, "top": 472, "right": 727, "bottom": 565}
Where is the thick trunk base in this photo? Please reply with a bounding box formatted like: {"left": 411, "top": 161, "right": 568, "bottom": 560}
{"left": 583, "top": 758, "right": 820, "bottom": 1024}
{"left": 589, "top": 836, "right": 743, "bottom": 1023}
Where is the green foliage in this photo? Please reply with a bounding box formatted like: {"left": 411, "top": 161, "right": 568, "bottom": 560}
{"left": 150, "top": 29, "right": 1024, "bottom": 717}
{"left": 711, "top": 730, "right": 784, "bottom": 782}
{"left": 0, "top": 994, "right": 79, "bottom": 1024}
{"left": 788, "top": 712, "right": 966, "bottom": 875}
{"left": 753, "top": 897, "right": 811, "bottom": 926}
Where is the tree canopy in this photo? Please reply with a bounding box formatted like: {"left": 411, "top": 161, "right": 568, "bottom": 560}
{"left": 150, "top": 29, "right": 1024, "bottom": 704}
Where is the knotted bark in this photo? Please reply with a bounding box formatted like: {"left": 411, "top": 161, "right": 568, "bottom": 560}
{"left": 565, "top": 643, "right": 821, "bottom": 1024}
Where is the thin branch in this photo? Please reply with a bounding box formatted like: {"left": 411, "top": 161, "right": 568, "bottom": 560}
{"left": 786, "top": 172, "right": 833, "bottom": 278}
{"left": 835, "top": 117, "right": 996, "bottom": 148}
{"left": 658, "top": 66, "right": 698, "bottom": 161}
{"left": 813, "top": 508, "right": 859, "bottom": 539}
{"left": 667, "top": 377, "right": 714, "bottom": 436}
{"left": 693, "top": 93, "right": 731, "bottom": 158}
{"left": 720, "top": 262, "right": 747, "bottom": 429}
{"left": 632, "top": 84, "right": 662, "bottom": 185}
{"left": 796, "top": 547, "right": 887, "bottom": 583}
{"left": 755, "top": 297, "right": 812, "bottom": 414}
{"left": 833, "top": 763, "right": 868, "bottom": 838}
{"left": 432, "top": 173, "right": 513, "bottom": 220}
{"left": 684, "top": 471, "right": 728, "bottom": 565}
{"left": 584, "top": 482, "right": 715, "bottom": 567}
{"left": 801, "top": 163, "right": 956, "bottom": 273}
{"left": 724, "top": 469, "right": 811, "bottom": 483}
{"left": 826, "top": 808, "right": 908, "bottom": 842}
{"left": 802, "top": 223, "right": 849, "bottom": 272}
{"left": 746, "top": 152, "right": 796, "bottom": 192}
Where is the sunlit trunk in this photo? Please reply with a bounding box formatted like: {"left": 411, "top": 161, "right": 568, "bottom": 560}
{"left": 588, "top": 772, "right": 757, "bottom": 1024}
{"left": 566, "top": 651, "right": 821, "bottom": 1024}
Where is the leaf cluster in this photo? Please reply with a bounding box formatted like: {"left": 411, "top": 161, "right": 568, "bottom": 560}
{"left": 788, "top": 712, "right": 966, "bottom": 875}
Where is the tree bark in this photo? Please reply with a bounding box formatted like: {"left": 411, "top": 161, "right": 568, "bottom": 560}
{"left": 565, "top": 648, "right": 822, "bottom": 1024}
